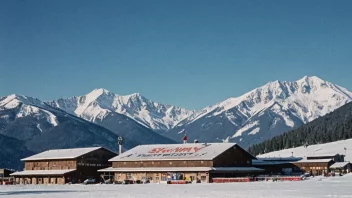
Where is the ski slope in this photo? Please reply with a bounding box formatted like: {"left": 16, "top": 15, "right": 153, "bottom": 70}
{"left": 258, "top": 138, "right": 352, "bottom": 161}
{"left": 1, "top": 175, "right": 352, "bottom": 198}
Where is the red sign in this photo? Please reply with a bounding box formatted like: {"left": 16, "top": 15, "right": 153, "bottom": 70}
{"left": 148, "top": 146, "right": 205, "bottom": 154}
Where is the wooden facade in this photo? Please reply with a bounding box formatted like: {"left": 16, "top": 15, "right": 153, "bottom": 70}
{"left": 25, "top": 160, "right": 77, "bottom": 171}
{"left": 12, "top": 147, "right": 116, "bottom": 185}
{"left": 100, "top": 143, "right": 259, "bottom": 183}
{"left": 213, "top": 145, "right": 253, "bottom": 167}
{"left": 292, "top": 161, "right": 334, "bottom": 176}
{"left": 112, "top": 160, "right": 213, "bottom": 168}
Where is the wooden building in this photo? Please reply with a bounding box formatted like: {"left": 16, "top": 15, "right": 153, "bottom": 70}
{"left": 252, "top": 157, "right": 302, "bottom": 175}
{"left": 98, "top": 143, "right": 263, "bottom": 183}
{"left": 329, "top": 162, "right": 351, "bottom": 174}
{"left": 0, "top": 169, "right": 15, "bottom": 178}
{"left": 291, "top": 159, "right": 334, "bottom": 175}
{"left": 11, "top": 147, "right": 116, "bottom": 184}
{"left": 1, "top": 169, "right": 15, "bottom": 184}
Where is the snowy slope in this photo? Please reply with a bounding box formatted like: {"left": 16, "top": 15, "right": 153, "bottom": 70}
{"left": 0, "top": 94, "right": 145, "bottom": 152}
{"left": 0, "top": 94, "right": 174, "bottom": 150}
{"left": 0, "top": 94, "right": 59, "bottom": 127}
{"left": 48, "top": 89, "right": 194, "bottom": 132}
{"left": 258, "top": 138, "right": 352, "bottom": 162}
{"left": 166, "top": 76, "right": 352, "bottom": 147}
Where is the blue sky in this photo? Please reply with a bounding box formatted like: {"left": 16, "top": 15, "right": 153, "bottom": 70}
{"left": 1, "top": 0, "right": 351, "bottom": 110}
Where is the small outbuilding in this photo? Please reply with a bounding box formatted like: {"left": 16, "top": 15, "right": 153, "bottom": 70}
{"left": 329, "top": 162, "right": 351, "bottom": 174}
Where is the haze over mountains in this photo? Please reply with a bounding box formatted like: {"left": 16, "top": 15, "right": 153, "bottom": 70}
{"left": 1, "top": 76, "right": 352, "bottom": 169}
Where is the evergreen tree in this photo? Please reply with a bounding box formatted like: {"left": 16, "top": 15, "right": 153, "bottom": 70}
{"left": 248, "top": 102, "right": 352, "bottom": 156}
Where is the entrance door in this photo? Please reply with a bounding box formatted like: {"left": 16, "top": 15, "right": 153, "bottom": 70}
{"left": 38, "top": 177, "right": 43, "bottom": 184}
{"left": 201, "top": 176, "right": 207, "bottom": 183}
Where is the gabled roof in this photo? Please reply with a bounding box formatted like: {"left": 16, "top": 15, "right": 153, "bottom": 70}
{"left": 109, "top": 143, "right": 241, "bottom": 162}
{"left": 21, "top": 147, "right": 103, "bottom": 161}
{"left": 330, "top": 162, "right": 350, "bottom": 169}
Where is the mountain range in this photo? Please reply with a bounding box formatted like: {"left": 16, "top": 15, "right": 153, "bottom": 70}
{"left": 1, "top": 75, "right": 352, "bottom": 169}
{"left": 165, "top": 76, "right": 352, "bottom": 147}
{"left": 47, "top": 88, "right": 194, "bottom": 133}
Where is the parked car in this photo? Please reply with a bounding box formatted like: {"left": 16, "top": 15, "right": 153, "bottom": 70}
{"left": 83, "top": 178, "right": 96, "bottom": 185}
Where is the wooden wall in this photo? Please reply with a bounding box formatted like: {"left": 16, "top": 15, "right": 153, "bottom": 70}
{"left": 292, "top": 161, "right": 334, "bottom": 175}
{"left": 25, "top": 160, "right": 76, "bottom": 170}
{"left": 112, "top": 160, "right": 213, "bottom": 168}
{"left": 213, "top": 145, "right": 253, "bottom": 167}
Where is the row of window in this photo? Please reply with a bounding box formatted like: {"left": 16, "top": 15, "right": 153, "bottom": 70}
{"left": 125, "top": 161, "right": 206, "bottom": 165}
{"left": 301, "top": 166, "right": 327, "bottom": 170}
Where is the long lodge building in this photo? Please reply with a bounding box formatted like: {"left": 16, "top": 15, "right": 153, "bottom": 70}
{"left": 98, "top": 143, "right": 263, "bottom": 183}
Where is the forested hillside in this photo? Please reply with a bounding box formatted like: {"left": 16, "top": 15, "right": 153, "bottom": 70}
{"left": 248, "top": 102, "right": 352, "bottom": 156}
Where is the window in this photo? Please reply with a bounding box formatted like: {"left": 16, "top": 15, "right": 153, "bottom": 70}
{"left": 169, "top": 162, "right": 172, "bottom": 165}
{"left": 184, "top": 161, "right": 186, "bottom": 164}
{"left": 201, "top": 161, "right": 204, "bottom": 164}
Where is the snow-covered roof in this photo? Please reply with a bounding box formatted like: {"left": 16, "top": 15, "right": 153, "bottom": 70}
{"left": 294, "top": 159, "right": 332, "bottom": 163}
{"left": 330, "top": 162, "right": 350, "bottom": 169}
{"left": 109, "top": 143, "right": 240, "bottom": 162}
{"left": 307, "top": 153, "right": 342, "bottom": 158}
{"left": 21, "top": 147, "right": 103, "bottom": 161}
{"left": 258, "top": 139, "right": 351, "bottom": 161}
{"left": 252, "top": 160, "right": 291, "bottom": 165}
{"left": 256, "top": 157, "right": 302, "bottom": 161}
{"left": 10, "top": 169, "right": 76, "bottom": 176}
{"left": 98, "top": 167, "right": 263, "bottom": 172}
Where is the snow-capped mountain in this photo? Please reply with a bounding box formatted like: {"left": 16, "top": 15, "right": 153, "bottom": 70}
{"left": 48, "top": 89, "right": 194, "bottom": 132}
{"left": 0, "top": 94, "right": 174, "bottom": 151}
{"left": 165, "top": 76, "right": 352, "bottom": 147}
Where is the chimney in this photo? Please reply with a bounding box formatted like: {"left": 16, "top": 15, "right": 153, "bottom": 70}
{"left": 181, "top": 129, "right": 187, "bottom": 144}
{"left": 183, "top": 134, "right": 187, "bottom": 144}
{"left": 118, "top": 136, "right": 123, "bottom": 155}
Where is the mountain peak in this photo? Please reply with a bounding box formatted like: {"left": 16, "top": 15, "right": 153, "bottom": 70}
{"left": 85, "top": 88, "right": 114, "bottom": 100}
{"left": 128, "top": 93, "right": 141, "bottom": 98}
{"left": 0, "top": 94, "right": 43, "bottom": 108}
{"left": 91, "top": 88, "right": 110, "bottom": 95}
{"left": 297, "top": 75, "right": 325, "bottom": 83}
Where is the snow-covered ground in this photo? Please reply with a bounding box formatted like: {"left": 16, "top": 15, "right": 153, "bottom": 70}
{"left": 1, "top": 175, "right": 352, "bottom": 198}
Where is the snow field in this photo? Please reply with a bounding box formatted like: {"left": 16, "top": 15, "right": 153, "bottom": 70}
{"left": 1, "top": 175, "right": 352, "bottom": 198}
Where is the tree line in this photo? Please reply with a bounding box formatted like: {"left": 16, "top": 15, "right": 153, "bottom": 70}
{"left": 248, "top": 102, "right": 352, "bottom": 156}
